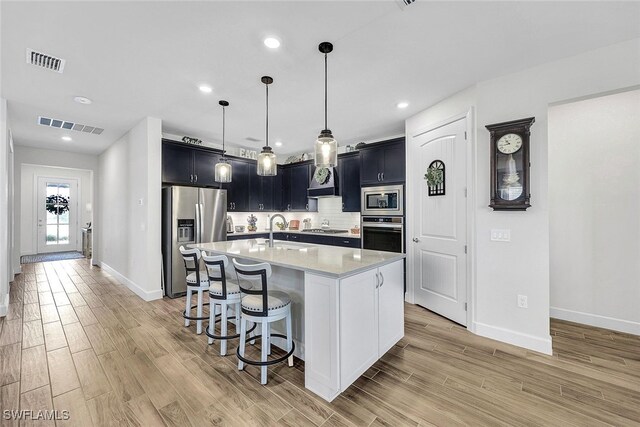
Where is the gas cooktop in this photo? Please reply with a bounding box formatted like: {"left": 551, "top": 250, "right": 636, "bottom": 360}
{"left": 301, "top": 229, "right": 349, "bottom": 234}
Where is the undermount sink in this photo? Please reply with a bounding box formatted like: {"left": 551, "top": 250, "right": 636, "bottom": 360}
{"left": 255, "top": 240, "right": 313, "bottom": 250}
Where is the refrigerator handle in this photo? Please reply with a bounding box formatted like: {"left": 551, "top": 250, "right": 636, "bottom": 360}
{"left": 195, "top": 203, "right": 201, "bottom": 243}
{"left": 199, "top": 203, "right": 204, "bottom": 243}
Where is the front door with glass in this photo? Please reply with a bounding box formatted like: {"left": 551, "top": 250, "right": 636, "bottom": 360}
{"left": 37, "top": 177, "right": 79, "bottom": 254}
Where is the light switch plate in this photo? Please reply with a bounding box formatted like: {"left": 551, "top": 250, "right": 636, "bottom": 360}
{"left": 491, "top": 229, "right": 511, "bottom": 242}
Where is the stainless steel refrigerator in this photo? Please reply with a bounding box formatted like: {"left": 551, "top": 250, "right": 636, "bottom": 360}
{"left": 162, "top": 186, "right": 227, "bottom": 298}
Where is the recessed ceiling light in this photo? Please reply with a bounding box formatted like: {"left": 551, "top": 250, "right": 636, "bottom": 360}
{"left": 74, "top": 96, "right": 92, "bottom": 105}
{"left": 264, "top": 37, "right": 281, "bottom": 49}
{"left": 275, "top": 141, "right": 283, "bottom": 147}
{"left": 397, "top": 102, "right": 409, "bottom": 109}
{"left": 199, "top": 85, "right": 213, "bottom": 93}
{"left": 61, "top": 136, "right": 72, "bottom": 142}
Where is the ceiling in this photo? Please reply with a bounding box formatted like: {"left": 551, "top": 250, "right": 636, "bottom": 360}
{"left": 2, "top": 1, "right": 639, "bottom": 156}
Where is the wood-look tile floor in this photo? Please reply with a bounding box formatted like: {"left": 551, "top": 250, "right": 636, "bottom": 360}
{"left": 1, "top": 259, "right": 639, "bottom": 426}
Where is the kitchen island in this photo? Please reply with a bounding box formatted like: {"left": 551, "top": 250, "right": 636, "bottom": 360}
{"left": 190, "top": 238, "right": 405, "bottom": 402}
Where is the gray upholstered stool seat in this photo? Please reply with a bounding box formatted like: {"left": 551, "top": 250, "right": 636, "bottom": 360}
{"left": 208, "top": 280, "right": 247, "bottom": 297}
{"left": 241, "top": 291, "right": 291, "bottom": 313}
{"left": 186, "top": 271, "right": 209, "bottom": 286}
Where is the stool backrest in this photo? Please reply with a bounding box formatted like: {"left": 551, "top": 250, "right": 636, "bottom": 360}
{"left": 179, "top": 246, "right": 202, "bottom": 284}
{"left": 202, "top": 253, "right": 229, "bottom": 298}
{"left": 232, "top": 259, "right": 271, "bottom": 317}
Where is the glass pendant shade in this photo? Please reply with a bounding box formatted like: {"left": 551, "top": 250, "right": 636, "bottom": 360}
{"left": 214, "top": 159, "right": 232, "bottom": 183}
{"left": 314, "top": 130, "right": 338, "bottom": 167}
{"left": 257, "top": 146, "right": 277, "bottom": 176}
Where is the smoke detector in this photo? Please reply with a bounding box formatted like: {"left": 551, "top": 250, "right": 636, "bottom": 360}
{"left": 38, "top": 116, "right": 104, "bottom": 135}
{"left": 26, "top": 49, "right": 66, "bottom": 73}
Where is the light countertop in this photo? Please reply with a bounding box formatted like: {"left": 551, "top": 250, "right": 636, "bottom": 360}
{"left": 190, "top": 239, "right": 403, "bottom": 278}
{"left": 228, "top": 229, "right": 361, "bottom": 238}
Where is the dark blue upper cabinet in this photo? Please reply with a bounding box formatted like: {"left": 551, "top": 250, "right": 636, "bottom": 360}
{"left": 359, "top": 138, "right": 406, "bottom": 185}
{"left": 222, "top": 158, "right": 252, "bottom": 211}
{"left": 338, "top": 153, "right": 361, "bottom": 212}
{"left": 192, "top": 150, "right": 221, "bottom": 187}
{"left": 162, "top": 143, "right": 195, "bottom": 185}
{"left": 249, "top": 173, "right": 277, "bottom": 211}
{"left": 290, "top": 164, "right": 309, "bottom": 210}
{"left": 279, "top": 162, "right": 318, "bottom": 212}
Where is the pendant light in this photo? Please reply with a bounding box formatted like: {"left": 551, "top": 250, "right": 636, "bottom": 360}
{"left": 257, "top": 76, "right": 277, "bottom": 176}
{"left": 314, "top": 42, "right": 338, "bottom": 168}
{"left": 214, "top": 100, "right": 232, "bottom": 183}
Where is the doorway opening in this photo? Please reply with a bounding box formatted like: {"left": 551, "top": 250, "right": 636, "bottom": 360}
{"left": 549, "top": 88, "right": 640, "bottom": 336}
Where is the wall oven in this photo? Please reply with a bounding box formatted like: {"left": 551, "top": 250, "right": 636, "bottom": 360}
{"left": 361, "top": 184, "right": 404, "bottom": 217}
{"left": 361, "top": 216, "right": 404, "bottom": 253}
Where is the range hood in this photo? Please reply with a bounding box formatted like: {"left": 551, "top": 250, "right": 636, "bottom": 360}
{"left": 308, "top": 166, "right": 339, "bottom": 198}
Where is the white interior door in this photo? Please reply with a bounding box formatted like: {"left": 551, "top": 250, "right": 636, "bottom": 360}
{"left": 411, "top": 118, "right": 468, "bottom": 325}
{"left": 37, "top": 177, "right": 79, "bottom": 254}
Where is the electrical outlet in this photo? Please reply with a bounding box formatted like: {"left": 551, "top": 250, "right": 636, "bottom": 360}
{"left": 491, "top": 229, "right": 511, "bottom": 242}
{"left": 138, "top": 198, "right": 144, "bottom": 206}
{"left": 517, "top": 295, "right": 528, "bottom": 308}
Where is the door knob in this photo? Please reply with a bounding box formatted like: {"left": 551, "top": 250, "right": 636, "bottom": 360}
{"left": 412, "top": 237, "right": 420, "bottom": 243}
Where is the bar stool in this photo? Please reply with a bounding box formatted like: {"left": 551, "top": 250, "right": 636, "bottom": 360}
{"left": 202, "top": 252, "right": 256, "bottom": 356}
{"left": 233, "top": 259, "right": 294, "bottom": 385}
{"left": 179, "top": 246, "right": 209, "bottom": 334}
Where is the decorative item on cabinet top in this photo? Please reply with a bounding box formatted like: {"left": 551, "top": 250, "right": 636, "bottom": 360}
{"left": 181, "top": 136, "right": 202, "bottom": 145}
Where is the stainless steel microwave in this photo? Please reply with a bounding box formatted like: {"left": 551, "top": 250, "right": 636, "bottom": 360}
{"left": 361, "top": 184, "right": 404, "bottom": 216}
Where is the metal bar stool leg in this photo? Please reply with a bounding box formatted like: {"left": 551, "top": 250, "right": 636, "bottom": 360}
{"left": 185, "top": 288, "right": 192, "bottom": 327}
{"left": 238, "top": 317, "right": 247, "bottom": 371}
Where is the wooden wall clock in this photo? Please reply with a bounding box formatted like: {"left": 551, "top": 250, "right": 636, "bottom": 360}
{"left": 486, "top": 117, "right": 535, "bottom": 211}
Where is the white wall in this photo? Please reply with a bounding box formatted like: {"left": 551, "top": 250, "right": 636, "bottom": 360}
{"left": 98, "top": 117, "right": 162, "bottom": 301}
{"left": 19, "top": 165, "right": 92, "bottom": 255}
{"left": 0, "top": 98, "right": 10, "bottom": 316}
{"left": 406, "top": 38, "right": 640, "bottom": 354}
{"left": 13, "top": 146, "right": 99, "bottom": 267}
{"left": 549, "top": 89, "right": 640, "bottom": 334}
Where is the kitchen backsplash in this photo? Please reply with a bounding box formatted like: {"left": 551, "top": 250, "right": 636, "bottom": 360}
{"left": 226, "top": 197, "right": 360, "bottom": 231}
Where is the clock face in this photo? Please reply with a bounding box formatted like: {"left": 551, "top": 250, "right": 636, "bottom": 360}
{"left": 497, "top": 133, "right": 523, "bottom": 154}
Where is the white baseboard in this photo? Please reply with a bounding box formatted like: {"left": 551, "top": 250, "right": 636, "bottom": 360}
{"left": 0, "top": 293, "right": 9, "bottom": 317}
{"left": 474, "top": 322, "right": 553, "bottom": 355}
{"left": 98, "top": 262, "right": 163, "bottom": 302}
{"left": 550, "top": 306, "right": 640, "bottom": 336}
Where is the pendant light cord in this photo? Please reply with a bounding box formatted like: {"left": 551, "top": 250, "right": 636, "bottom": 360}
{"left": 265, "top": 83, "right": 269, "bottom": 148}
{"left": 222, "top": 105, "right": 226, "bottom": 156}
{"left": 324, "top": 52, "right": 328, "bottom": 130}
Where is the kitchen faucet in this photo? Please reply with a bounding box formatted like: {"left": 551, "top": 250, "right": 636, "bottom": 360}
{"left": 268, "top": 214, "right": 287, "bottom": 248}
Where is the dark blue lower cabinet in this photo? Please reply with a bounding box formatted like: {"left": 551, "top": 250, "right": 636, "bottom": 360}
{"left": 226, "top": 232, "right": 360, "bottom": 248}
{"left": 227, "top": 233, "right": 269, "bottom": 241}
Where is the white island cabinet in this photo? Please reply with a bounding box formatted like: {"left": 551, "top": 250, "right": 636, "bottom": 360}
{"left": 190, "top": 238, "right": 405, "bottom": 402}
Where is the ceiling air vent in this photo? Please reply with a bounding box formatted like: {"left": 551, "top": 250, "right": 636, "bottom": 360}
{"left": 245, "top": 137, "right": 261, "bottom": 142}
{"left": 38, "top": 116, "right": 104, "bottom": 135}
{"left": 26, "top": 48, "right": 66, "bottom": 73}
